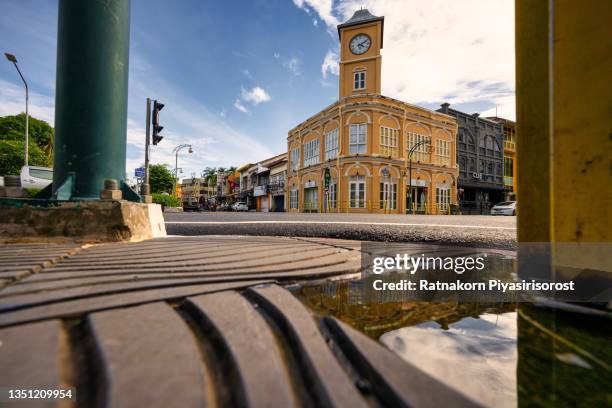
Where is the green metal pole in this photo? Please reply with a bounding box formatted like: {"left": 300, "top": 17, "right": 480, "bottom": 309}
{"left": 53, "top": 0, "right": 131, "bottom": 199}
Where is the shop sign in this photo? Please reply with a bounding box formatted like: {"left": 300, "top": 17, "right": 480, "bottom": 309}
{"left": 409, "top": 179, "right": 427, "bottom": 187}
{"left": 254, "top": 185, "right": 267, "bottom": 196}
{"left": 304, "top": 181, "right": 316, "bottom": 189}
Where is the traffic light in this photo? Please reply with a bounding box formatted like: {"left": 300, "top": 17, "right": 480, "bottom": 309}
{"left": 152, "top": 100, "right": 165, "bottom": 145}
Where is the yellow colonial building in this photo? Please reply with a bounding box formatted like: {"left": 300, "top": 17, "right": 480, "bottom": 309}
{"left": 487, "top": 116, "right": 517, "bottom": 199}
{"left": 286, "top": 9, "right": 458, "bottom": 214}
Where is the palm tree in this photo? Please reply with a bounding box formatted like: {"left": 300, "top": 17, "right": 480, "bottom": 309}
{"left": 202, "top": 167, "right": 217, "bottom": 198}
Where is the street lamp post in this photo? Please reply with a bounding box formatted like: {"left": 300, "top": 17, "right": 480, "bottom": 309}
{"left": 407, "top": 140, "right": 431, "bottom": 214}
{"left": 4, "top": 53, "right": 29, "bottom": 167}
{"left": 172, "top": 144, "right": 193, "bottom": 195}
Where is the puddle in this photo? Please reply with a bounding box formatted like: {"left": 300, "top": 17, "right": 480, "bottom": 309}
{"left": 291, "top": 253, "right": 611, "bottom": 407}
{"left": 381, "top": 312, "right": 518, "bottom": 408}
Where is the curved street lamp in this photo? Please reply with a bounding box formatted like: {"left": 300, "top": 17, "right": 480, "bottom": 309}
{"left": 172, "top": 144, "right": 193, "bottom": 195}
{"left": 407, "top": 139, "right": 431, "bottom": 214}
{"left": 4, "top": 53, "right": 29, "bottom": 167}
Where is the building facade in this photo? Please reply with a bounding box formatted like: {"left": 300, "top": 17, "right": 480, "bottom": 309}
{"left": 286, "top": 9, "right": 458, "bottom": 214}
{"left": 180, "top": 177, "right": 215, "bottom": 207}
{"left": 487, "top": 116, "right": 517, "bottom": 200}
{"left": 238, "top": 153, "right": 287, "bottom": 211}
{"left": 437, "top": 103, "right": 505, "bottom": 213}
{"left": 268, "top": 155, "right": 287, "bottom": 211}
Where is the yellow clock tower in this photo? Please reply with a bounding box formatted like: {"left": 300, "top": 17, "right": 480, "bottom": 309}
{"left": 337, "top": 9, "right": 384, "bottom": 99}
{"left": 286, "top": 9, "right": 458, "bottom": 215}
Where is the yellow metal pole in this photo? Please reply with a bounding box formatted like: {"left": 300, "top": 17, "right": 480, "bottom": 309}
{"left": 516, "top": 0, "right": 612, "bottom": 274}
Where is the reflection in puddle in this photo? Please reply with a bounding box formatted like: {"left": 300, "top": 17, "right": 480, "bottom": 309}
{"left": 381, "top": 312, "right": 517, "bottom": 408}
{"left": 291, "top": 255, "right": 611, "bottom": 407}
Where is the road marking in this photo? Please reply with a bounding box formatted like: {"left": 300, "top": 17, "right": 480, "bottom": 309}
{"left": 165, "top": 220, "right": 516, "bottom": 230}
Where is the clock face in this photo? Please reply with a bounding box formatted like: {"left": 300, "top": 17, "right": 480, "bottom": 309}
{"left": 349, "top": 34, "right": 371, "bottom": 55}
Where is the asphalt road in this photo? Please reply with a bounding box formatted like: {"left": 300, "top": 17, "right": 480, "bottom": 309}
{"left": 164, "top": 212, "right": 517, "bottom": 249}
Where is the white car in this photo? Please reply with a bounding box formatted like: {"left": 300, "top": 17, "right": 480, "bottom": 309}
{"left": 233, "top": 202, "right": 248, "bottom": 211}
{"left": 20, "top": 166, "right": 53, "bottom": 189}
{"left": 491, "top": 201, "right": 516, "bottom": 216}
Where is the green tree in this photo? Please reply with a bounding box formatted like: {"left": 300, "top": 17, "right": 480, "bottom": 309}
{"left": 0, "top": 113, "right": 54, "bottom": 175}
{"left": 152, "top": 193, "right": 180, "bottom": 208}
{"left": 149, "top": 164, "right": 174, "bottom": 194}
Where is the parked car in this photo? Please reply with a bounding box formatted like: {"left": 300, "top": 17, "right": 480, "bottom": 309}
{"left": 20, "top": 165, "right": 53, "bottom": 189}
{"left": 233, "top": 202, "right": 248, "bottom": 211}
{"left": 491, "top": 201, "right": 516, "bottom": 216}
{"left": 182, "top": 197, "right": 199, "bottom": 212}
{"left": 216, "top": 203, "right": 232, "bottom": 211}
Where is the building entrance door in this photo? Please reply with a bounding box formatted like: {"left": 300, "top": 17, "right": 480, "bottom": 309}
{"left": 304, "top": 188, "right": 318, "bottom": 212}
{"left": 407, "top": 187, "right": 428, "bottom": 213}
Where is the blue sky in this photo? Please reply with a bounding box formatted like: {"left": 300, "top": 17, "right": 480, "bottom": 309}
{"left": 1, "top": 0, "right": 515, "bottom": 180}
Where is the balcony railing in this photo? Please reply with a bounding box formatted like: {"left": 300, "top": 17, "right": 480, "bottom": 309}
{"left": 504, "top": 141, "right": 516, "bottom": 151}
{"left": 268, "top": 181, "right": 285, "bottom": 194}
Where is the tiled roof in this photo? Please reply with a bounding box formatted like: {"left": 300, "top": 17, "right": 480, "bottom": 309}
{"left": 337, "top": 9, "right": 384, "bottom": 46}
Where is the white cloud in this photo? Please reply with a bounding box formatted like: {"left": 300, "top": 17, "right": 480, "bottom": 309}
{"left": 240, "top": 86, "right": 271, "bottom": 105}
{"left": 233, "top": 98, "right": 250, "bottom": 114}
{"left": 283, "top": 57, "right": 302, "bottom": 76}
{"left": 294, "top": 0, "right": 516, "bottom": 120}
{"left": 0, "top": 79, "right": 55, "bottom": 124}
{"left": 292, "top": 0, "right": 339, "bottom": 27}
{"left": 313, "top": 18, "right": 319, "bottom": 26}
{"left": 321, "top": 50, "right": 339, "bottom": 79}
{"left": 273, "top": 52, "right": 280, "bottom": 59}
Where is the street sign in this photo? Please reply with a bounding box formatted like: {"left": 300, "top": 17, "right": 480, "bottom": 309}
{"left": 135, "top": 167, "right": 145, "bottom": 177}
{"left": 324, "top": 168, "right": 331, "bottom": 187}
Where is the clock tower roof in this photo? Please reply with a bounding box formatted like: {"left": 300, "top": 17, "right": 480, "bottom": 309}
{"left": 337, "top": 8, "right": 384, "bottom": 46}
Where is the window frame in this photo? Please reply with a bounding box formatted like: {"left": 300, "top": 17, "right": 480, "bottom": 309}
{"left": 353, "top": 70, "right": 366, "bottom": 90}
{"left": 349, "top": 176, "right": 366, "bottom": 208}
{"left": 380, "top": 126, "right": 399, "bottom": 158}
{"left": 436, "top": 187, "right": 451, "bottom": 212}
{"left": 379, "top": 181, "right": 397, "bottom": 210}
{"left": 436, "top": 139, "right": 451, "bottom": 166}
{"left": 291, "top": 148, "right": 300, "bottom": 172}
{"left": 349, "top": 123, "right": 367, "bottom": 155}
{"left": 324, "top": 129, "right": 339, "bottom": 160}
{"left": 289, "top": 188, "right": 299, "bottom": 209}
{"left": 303, "top": 139, "right": 320, "bottom": 167}
{"left": 407, "top": 132, "right": 431, "bottom": 162}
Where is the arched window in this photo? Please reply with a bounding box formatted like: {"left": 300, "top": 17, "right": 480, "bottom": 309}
{"left": 467, "top": 135, "right": 475, "bottom": 152}
{"left": 479, "top": 137, "right": 486, "bottom": 154}
{"left": 494, "top": 140, "right": 501, "bottom": 157}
